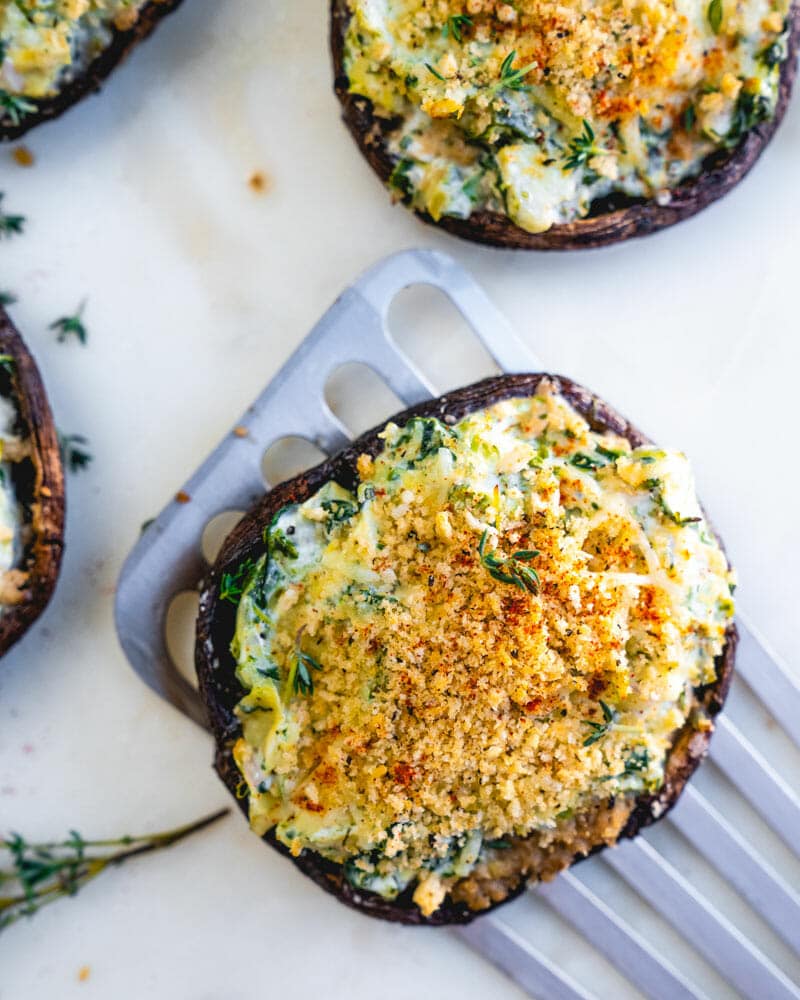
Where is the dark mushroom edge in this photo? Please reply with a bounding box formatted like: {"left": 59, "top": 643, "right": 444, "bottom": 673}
{"left": 330, "top": 0, "right": 799, "bottom": 250}
{"left": 196, "top": 373, "right": 736, "bottom": 924}
{"left": 0, "top": 309, "right": 65, "bottom": 656}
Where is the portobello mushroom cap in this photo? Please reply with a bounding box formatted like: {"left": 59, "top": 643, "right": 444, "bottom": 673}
{"left": 330, "top": 0, "right": 800, "bottom": 250}
{"left": 0, "top": 0, "right": 185, "bottom": 142}
{"left": 0, "top": 309, "right": 64, "bottom": 655}
{"left": 196, "top": 374, "right": 736, "bottom": 924}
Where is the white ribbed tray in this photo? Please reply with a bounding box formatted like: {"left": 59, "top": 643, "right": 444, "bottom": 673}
{"left": 114, "top": 249, "right": 800, "bottom": 1000}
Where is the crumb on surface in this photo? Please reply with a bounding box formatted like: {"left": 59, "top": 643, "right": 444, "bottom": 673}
{"left": 175, "top": 491, "right": 191, "bottom": 504}
{"left": 77, "top": 965, "right": 91, "bottom": 983}
{"left": 248, "top": 171, "right": 270, "bottom": 194}
{"left": 233, "top": 426, "right": 248, "bottom": 438}
{"left": 12, "top": 146, "right": 34, "bottom": 167}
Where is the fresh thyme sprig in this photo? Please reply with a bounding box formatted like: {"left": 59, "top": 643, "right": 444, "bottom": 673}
{"left": 58, "top": 433, "right": 92, "bottom": 473}
{"left": 442, "top": 13, "right": 472, "bottom": 41}
{"left": 0, "top": 291, "right": 17, "bottom": 306}
{"left": 563, "top": 120, "right": 608, "bottom": 172}
{"left": 425, "top": 62, "right": 447, "bottom": 81}
{"left": 284, "top": 631, "right": 323, "bottom": 698}
{"left": 219, "top": 557, "right": 256, "bottom": 605}
{"left": 0, "top": 193, "right": 25, "bottom": 239}
{"left": 478, "top": 530, "right": 540, "bottom": 594}
{"left": 582, "top": 699, "right": 617, "bottom": 746}
{"left": 50, "top": 301, "right": 88, "bottom": 345}
{"left": 582, "top": 701, "right": 641, "bottom": 747}
{"left": 0, "top": 809, "right": 228, "bottom": 933}
{"left": 490, "top": 50, "right": 537, "bottom": 93}
{"left": 0, "top": 91, "right": 35, "bottom": 127}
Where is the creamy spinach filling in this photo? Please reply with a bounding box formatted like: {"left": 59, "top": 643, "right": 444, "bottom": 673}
{"left": 0, "top": 388, "right": 24, "bottom": 606}
{"left": 0, "top": 0, "right": 147, "bottom": 117}
{"left": 344, "top": 0, "right": 792, "bottom": 233}
{"left": 229, "top": 385, "right": 734, "bottom": 915}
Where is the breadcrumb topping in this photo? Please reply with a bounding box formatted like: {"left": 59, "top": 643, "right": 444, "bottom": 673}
{"left": 232, "top": 383, "right": 734, "bottom": 913}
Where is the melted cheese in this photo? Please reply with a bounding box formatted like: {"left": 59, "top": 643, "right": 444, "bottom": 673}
{"left": 0, "top": 0, "right": 147, "bottom": 101}
{"left": 231, "top": 383, "right": 734, "bottom": 915}
{"left": 344, "top": 0, "right": 792, "bottom": 232}
{"left": 0, "top": 392, "right": 24, "bottom": 608}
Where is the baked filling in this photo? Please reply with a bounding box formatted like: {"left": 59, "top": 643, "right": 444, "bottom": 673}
{"left": 230, "top": 382, "right": 734, "bottom": 916}
{"left": 0, "top": 0, "right": 147, "bottom": 111}
{"left": 343, "top": 0, "right": 792, "bottom": 232}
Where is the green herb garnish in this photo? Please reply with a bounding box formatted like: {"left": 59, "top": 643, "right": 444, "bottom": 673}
{"left": 219, "top": 557, "right": 256, "bottom": 605}
{"left": 0, "top": 291, "right": 17, "bottom": 306}
{"left": 646, "top": 478, "right": 701, "bottom": 526}
{"left": 478, "top": 530, "right": 540, "bottom": 594}
{"left": 569, "top": 452, "right": 604, "bottom": 471}
{"left": 0, "top": 194, "right": 25, "bottom": 239}
{"left": 286, "top": 644, "right": 323, "bottom": 697}
{"left": 707, "top": 0, "right": 723, "bottom": 33}
{"left": 493, "top": 50, "right": 537, "bottom": 92}
{"left": 322, "top": 498, "right": 358, "bottom": 527}
{"left": 50, "top": 301, "right": 88, "bottom": 345}
{"left": 0, "top": 809, "right": 228, "bottom": 933}
{"left": 269, "top": 527, "right": 298, "bottom": 559}
{"left": 0, "top": 91, "right": 35, "bottom": 127}
{"left": 563, "top": 120, "right": 607, "bottom": 172}
{"left": 582, "top": 700, "right": 617, "bottom": 747}
{"left": 443, "top": 13, "right": 472, "bottom": 41}
{"left": 425, "top": 62, "right": 447, "bottom": 81}
{"left": 58, "top": 433, "right": 92, "bottom": 473}
{"left": 389, "top": 158, "right": 415, "bottom": 200}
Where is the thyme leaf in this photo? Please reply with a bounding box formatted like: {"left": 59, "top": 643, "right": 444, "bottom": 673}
{"left": 442, "top": 13, "right": 473, "bottom": 41}
{"left": 58, "top": 433, "right": 92, "bottom": 474}
{"left": 0, "top": 91, "right": 35, "bottom": 127}
{"left": 707, "top": 0, "right": 723, "bottom": 33}
{"left": 582, "top": 700, "right": 617, "bottom": 746}
{"left": 0, "top": 194, "right": 25, "bottom": 239}
{"left": 478, "top": 530, "right": 540, "bottom": 594}
{"left": 219, "top": 557, "right": 256, "bottom": 605}
{"left": 50, "top": 301, "right": 88, "bottom": 345}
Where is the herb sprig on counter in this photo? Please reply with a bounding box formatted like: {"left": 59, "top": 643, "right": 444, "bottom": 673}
{"left": 58, "top": 433, "right": 92, "bottom": 473}
{"left": 0, "top": 809, "right": 228, "bottom": 933}
{"left": 50, "top": 301, "right": 88, "bottom": 345}
{"left": 0, "top": 193, "right": 25, "bottom": 239}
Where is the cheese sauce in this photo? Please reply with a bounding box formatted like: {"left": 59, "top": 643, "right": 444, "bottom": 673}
{"left": 344, "top": 0, "right": 792, "bottom": 232}
{"left": 231, "top": 383, "right": 734, "bottom": 915}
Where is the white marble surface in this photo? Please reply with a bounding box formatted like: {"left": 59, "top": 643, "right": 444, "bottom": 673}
{"left": 0, "top": 1, "right": 799, "bottom": 997}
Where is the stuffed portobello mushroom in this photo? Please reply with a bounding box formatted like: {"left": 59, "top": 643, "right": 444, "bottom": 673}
{"left": 0, "top": 0, "right": 185, "bottom": 140}
{"left": 0, "top": 309, "right": 64, "bottom": 655}
{"left": 196, "top": 375, "right": 735, "bottom": 923}
{"left": 332, "top": 0, "right": 799, "bottom": 248}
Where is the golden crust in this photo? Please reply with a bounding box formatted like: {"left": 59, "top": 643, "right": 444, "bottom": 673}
{"left": 196, "top": 374, "right": 736, "bottom": 924}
